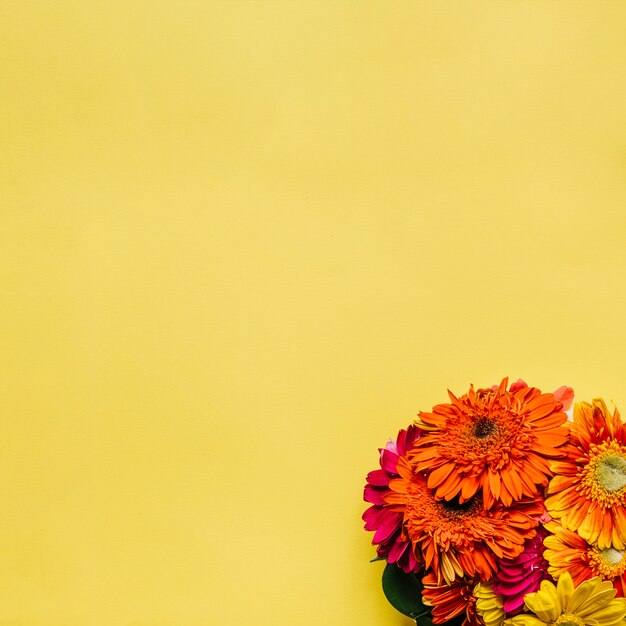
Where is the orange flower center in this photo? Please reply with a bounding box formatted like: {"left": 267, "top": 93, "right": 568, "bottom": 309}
{"left": 588, "top": 546, "right": 626, "bottom": 578}
{"left": 580, "top": 440, "right": 626, "bottom": 507}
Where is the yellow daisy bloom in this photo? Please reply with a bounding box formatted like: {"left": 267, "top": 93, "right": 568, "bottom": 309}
{"left": 543, "top": 520, "right": 626, "bottom": 596}
{"left": 474, "top": 582, "right": 504, "bottom": 626}
{"left": 546, "top": 399, "right": 626, "bottom": 550}
{"left": 505, "top": 573, "right": 626, "bottom": 626}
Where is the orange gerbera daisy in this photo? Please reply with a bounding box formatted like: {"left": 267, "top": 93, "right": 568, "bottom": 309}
{"left": 411, "top": 379, "right": 571, "bottom": 509}
{"left": 544, "top": 520, "right": 626, "bottom": 597}
{"left": 546, "top": 399, "right": 626, "bottom": 550}
{"left": 384, "top": 455, "right": 541, "bottom": 584}
{"left": 422, "top": 572, "right": 483, "bottom": 626}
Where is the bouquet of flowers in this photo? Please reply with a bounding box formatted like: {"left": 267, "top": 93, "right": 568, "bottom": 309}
{"left": 363, "top": 378, "right": 626, "bottom": 626}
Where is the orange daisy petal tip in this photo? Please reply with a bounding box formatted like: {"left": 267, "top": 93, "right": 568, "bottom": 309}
{"left": 411, "top": 378, "right": 571, "bottom": 508}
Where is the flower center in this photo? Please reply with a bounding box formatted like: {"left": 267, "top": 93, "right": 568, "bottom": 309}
{"left": 579, "top": 441, "right": 626, "bottom": 506}
{"left": 554, "top": 614, "right": 585, "bottom": 626}
{"left": 596, "top": 454, "right": 626, "bottom": 492}
{"left": 602, "top": 547, "right": 625, "bottom": 565}
{"left": 588, "top": 545, "right": 626, "bottom": 578}
{"left": 471, "top": 417, "right": 497, "bottom": 440}
{"left": 438, "top": 496, "right": 477, "bottom": 519}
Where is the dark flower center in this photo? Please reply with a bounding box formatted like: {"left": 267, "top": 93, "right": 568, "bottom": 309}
{"left": 438, "top": 496, "right": 477, "bottom": 519}
{"left": 471, "top": 417, "right": 497, "bottom": 439}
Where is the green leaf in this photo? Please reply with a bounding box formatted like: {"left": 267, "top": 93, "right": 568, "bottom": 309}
{"left": 369, "top": 555, "right": 386, "bottom": 563}
{"left": 381, "top": 563, "right": 431, "bottom": 623}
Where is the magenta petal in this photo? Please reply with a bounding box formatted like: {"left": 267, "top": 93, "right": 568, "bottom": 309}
{"left": 498, "top": 568, "right": 526, "bottom": 581}
{"left": 364, "top": 485, "right": 386, "bottom": 505}
{"left": 406, "top": 546, "right": 419, "bottom": 571}
{"left": 503, "top": 597, "right": 525, "bottom": 614}
{"left": 395, "top": 429, "right": 407, "bottom": 455}
{"left": 380, "top": 449, "right": 400, "bottom": 474}
{"left": 506, "top": 580, "right": 528, "bottom": 596}
{"left": 367, "top": 469, "right": 390, "bottom": 486}
{"left": 511, "top": 551, "right": 542, "bottom": 563}
{"left": 373, "top": 517, "right": 401, "bottom": 543}
{"left": 400, "top": 425, "right": 420, "bottom": 455}
{"left": 362, "top": 505, "right": 384, "bottom": 530}
{"left": 387, "top": 538, "right": 408, "bottom": 563}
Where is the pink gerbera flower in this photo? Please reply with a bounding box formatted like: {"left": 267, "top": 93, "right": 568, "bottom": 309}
{"left": 491, "top": 524, "right": 551, "bottom": 615}
{"left": 362, "top": 425, "right": 421, "bottom": 572}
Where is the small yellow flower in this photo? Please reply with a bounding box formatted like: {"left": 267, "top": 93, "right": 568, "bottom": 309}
{"left": 505, "top": 573, "right": 626, "bottom": 626}
{"left": 474, "top": 582, "right": 504, "bottom": 626}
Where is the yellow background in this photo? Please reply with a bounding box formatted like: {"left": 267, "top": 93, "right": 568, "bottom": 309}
{"left": 2, "top": 1, "right": 626, "bottom": 624}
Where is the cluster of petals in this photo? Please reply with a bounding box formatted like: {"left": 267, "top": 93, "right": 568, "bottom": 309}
{"left": 360, "top": 379, "right": 626, "bottom": 626}
{"left": 411, "top": 379, "right": 572, "bottom": 509}
{"left": 492, "top": 525, "right": 551, "bottom": 615}
{"left": 505, "top": 573, "right": 626, "bottom": 626}
{"left": 540, "top": 399, "right": 626, "bottom": 602}
{"left": 422, "top": 572, "right": 482, "bottom": 626}
{"left": 543, "top": 520, "right": 626, "bottom": 597}
{"left": 362, "top": 425, "right": 421, "bottom": 572}
{"left": 363, "top": 379, "right": 573, "bottom": 626}
{"left": 384, "top": 457, "right": 542, "bottom": 584}
{"left": 546, "top": 399, "right": 626, "bottom": 549}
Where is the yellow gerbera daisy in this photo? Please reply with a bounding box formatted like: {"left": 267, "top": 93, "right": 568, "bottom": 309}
{"left": 543, "top": 520, "right": 626, "bottom": 597}
{"left": 505, "top": 573, "right": 626, "bottom": 626}
{"left": 546, "top": 399, "right": 626, "bottom": 550}
{"left": 474, "top": 582, "right": 504, "bottom": 626}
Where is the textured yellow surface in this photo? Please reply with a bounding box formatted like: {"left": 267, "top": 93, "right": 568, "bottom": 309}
{"left": 2, "top": 2, "right": 626, "bottom": 625}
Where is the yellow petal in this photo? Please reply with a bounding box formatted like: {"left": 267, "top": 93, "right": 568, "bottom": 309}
{"left": 578, "top": 598, "right": 626, "bottom": 626}
{"left": 505, "top": 616, "right": 548, "bottom": 626}
{"left": 441, "top": 553, "right": 456, "bottom": 584}
{"left": 527, "top": 581, "right": 561, "bottom": 622}
{"left": 576, "top": 590, "right": 621, "bottom": 618}
{"left": 567, "top": 577, "right": 605, "bottom": 613}
{"left": 557, "top": 572, "right": 575, "bottom": 609}
{"left": 474, "top": 582, "right": 505, "bottom": 626}
{"left": 525, "top": 592, "right": 560, "bottom": 623}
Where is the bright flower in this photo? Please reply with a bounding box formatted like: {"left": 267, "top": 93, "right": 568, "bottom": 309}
{"left": 505, "top": 573, "right": 626, "bottom": 626}
{"left": 362, "top": 425, "right": 421, "bottom": 572}
{"left": 422, "top": 572, "right": 483, "bottom": 626}
{"left": 384, "top": 455, "right": 542, "bottom": 584}
{"left": 474, "top": 582, "right": 504, "bottom": 626}
{"left": 411, "top": 379, "right": 572, "bottom": 509}
{"left": 492, "top": 525, "right": 551, "bottom": 615}
{"left": 544, "top": 520, "right": 626, "bottom": 597}
{"left": 546, "top": 399, "right": 626, "bottom": 550}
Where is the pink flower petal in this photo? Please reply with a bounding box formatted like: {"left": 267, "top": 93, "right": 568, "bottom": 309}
{"left": 553, "top": 385, "right": 574, "bottom": 410}
{"left": 386, "top": 538, "right": 407, "bottom": 562}
{"left": 373, "top": 515, "right": 402, "bottom": 543}
{"left": 364, "top": 485, "right": 386, "bottom": 505}
{"left": 380, "top": 449, "right": 400, "bottom": 474}
{"left": 366, "top": 469, "right": 390, "bottom": 486}
{"left": 509, "top": 379, "right": 528, "bottom": 393}
{"left": 362, "top": 505, "right": 385, "bottom": 530}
